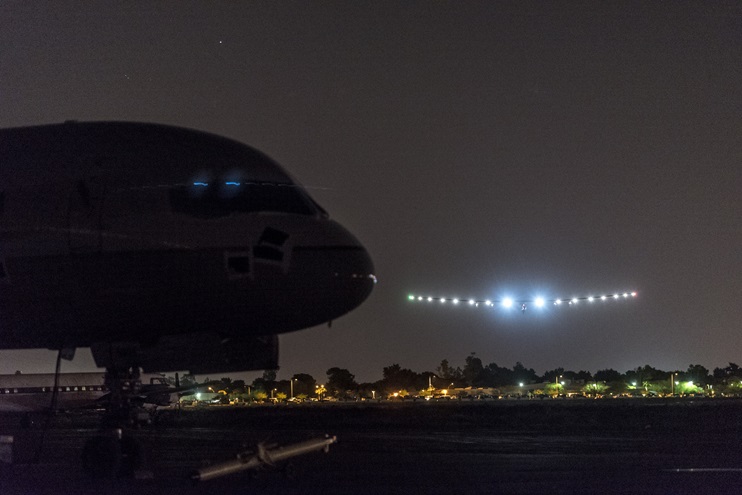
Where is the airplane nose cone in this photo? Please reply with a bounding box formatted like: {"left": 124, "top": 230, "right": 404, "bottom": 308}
{"left": 287, "top": 221, "right": 375, "bottom": 327}
{"left": 333, "top": 243, "right": 376, "bottom": 306}
{"left": 293, "top": 244, "right": 375, "bottom": 313}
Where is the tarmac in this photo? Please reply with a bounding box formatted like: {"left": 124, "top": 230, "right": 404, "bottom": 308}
{"left": 2, "top": 398, "right": 742, "bottom": 494}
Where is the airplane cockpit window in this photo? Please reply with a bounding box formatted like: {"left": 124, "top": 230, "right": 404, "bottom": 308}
{"left": 168, "top": 181, "right": 316, "bottom": 217}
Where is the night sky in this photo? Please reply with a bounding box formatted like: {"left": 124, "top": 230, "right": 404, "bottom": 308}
{"left": 1, "top": 2, "right": 740, "bottom": 383}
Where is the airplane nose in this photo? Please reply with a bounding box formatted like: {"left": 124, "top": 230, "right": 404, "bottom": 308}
{"left": 288, "top": 221, "right": 375, "bottom": 326}
{"left": 333, "top": 243, "right": 376, "bottom": 304}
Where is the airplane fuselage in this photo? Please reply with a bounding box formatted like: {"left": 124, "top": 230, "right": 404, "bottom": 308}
{"left": 0, "top": 122, "right": 375, "bottom": 371}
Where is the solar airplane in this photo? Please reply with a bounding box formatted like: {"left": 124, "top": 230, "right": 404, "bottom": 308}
{"left": 408, "top": 291, "right": 638, "bottom": 312}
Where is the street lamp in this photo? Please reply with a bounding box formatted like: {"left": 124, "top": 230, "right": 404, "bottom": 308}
{"left": 290, "top": 378, "right": 296, "bottom": 399}
{"left": 670, "top": 373, "right": 677, "bottom": 396}
{"left": 271, "top": 388, "right": 276, "bottom": 399}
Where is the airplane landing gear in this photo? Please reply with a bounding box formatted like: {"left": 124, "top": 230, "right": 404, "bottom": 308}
{"left": 81, "top": 367, "right": 147, "bottom": 478}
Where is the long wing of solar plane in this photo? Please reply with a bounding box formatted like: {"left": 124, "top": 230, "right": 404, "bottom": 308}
{"left": 407, "top": 291, "right": 638, "bottom": 310}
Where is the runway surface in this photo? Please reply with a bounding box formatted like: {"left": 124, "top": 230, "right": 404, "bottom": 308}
{"left": 2, "top": 399, "right": 742, "bottom": 494}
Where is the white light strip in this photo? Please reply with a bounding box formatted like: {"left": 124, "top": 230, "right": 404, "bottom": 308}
{"left": 407, "top": 291, "right": 637, "bottom": 311}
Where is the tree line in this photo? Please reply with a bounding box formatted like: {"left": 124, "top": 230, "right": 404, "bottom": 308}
{"left": 176, "top": 356, "right": 742, "bottom": 401}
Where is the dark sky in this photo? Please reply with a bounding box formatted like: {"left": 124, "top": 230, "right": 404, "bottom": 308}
{"left": 1, "top": 2, "right": 740, "bottom": 383}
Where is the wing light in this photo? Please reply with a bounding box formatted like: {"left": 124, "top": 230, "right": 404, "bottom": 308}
{"left": 406, "top": 290, "right": 638, "bottom": 313}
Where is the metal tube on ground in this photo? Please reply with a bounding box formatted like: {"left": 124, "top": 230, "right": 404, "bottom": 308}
{"left": 191, "top": 435, "right": 337, "bottom": 482}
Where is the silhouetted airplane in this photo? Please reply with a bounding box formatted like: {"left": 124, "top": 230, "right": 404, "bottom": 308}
{"left": 0, "top": 372, "right": 193, "bottom": 413}
{"left": 0, "top": 121, "right": 375, "bottom": 377}
{"left": 0, "top": 121, "right": 375, "bottom": 450}
{"left": 0, "top": 372, "right": 109, "bottom": 413}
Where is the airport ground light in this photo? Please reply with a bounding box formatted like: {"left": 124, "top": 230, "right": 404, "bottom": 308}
{"left": 418, "top": 388, "right": 434, "bottom": 399}
{"left": 202, "top": 378, "right": 731, "bottom": 403}
{"left": 545, "top": 382, "right": 564, "bottom": 397}
{"left": 171, "top": 360, "right": 742, "bottom": 402}
{"left": 315, "top": 384, "right": 327, "bottom": 401}
{"left": 583, "top": 382, "right": 608, "bottom": 397}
